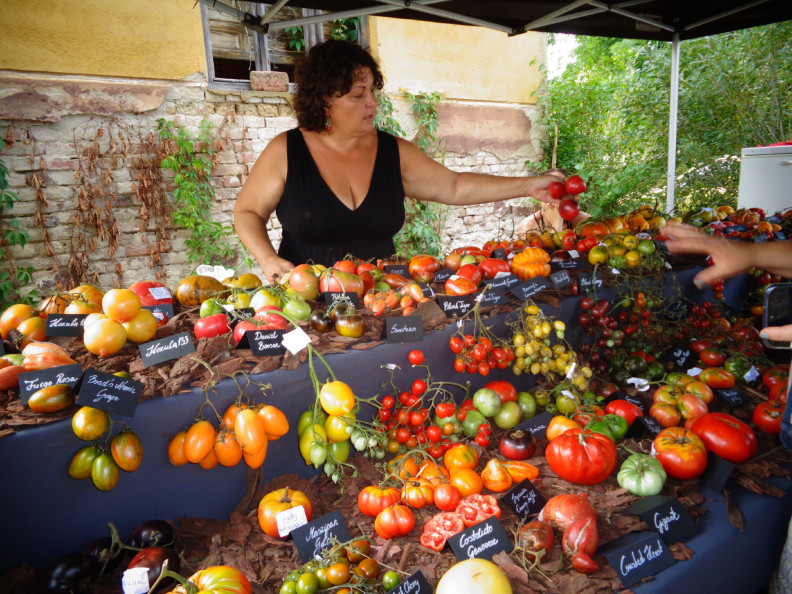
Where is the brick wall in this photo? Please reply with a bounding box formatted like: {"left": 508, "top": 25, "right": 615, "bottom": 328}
{"left": 0, "top": 76, "right": 543, "bottom": 297}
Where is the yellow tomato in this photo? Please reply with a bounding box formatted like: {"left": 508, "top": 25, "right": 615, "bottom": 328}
{"left": 588, "top": 246, "right": 609, "bottom": 266}
{"left": 324, "top": 412, "right": 356, "bottom": 443}
{"left": 624, "top": 249, "right": 642, "bottom": 268}
{"left": 622, "top": 234, "right": 639, "bottom": 249}
{"left": 319, "top": 381, "right": 356, "bottom": 416}
{"left": 546, "top": 415, "right": 582, "bottom": 441}
{"left": 226, "top": 291, "right": 251, "bottom": 310}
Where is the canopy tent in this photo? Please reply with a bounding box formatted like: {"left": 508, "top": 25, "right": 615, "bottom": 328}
{"left": 197, "top": 0, "right": 792, "bottom": 210}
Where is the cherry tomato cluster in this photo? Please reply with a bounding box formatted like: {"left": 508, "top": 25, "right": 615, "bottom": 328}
{"left": 279, "top": 538, "right": 401, "bottom": 594}
{"left": 448, "top": 334, "right": 515, "bottom": 377}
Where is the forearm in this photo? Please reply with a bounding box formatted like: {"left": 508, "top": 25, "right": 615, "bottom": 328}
{"left": 234, "top": 209, "right": 293, "bottom": 282}
{"left": 443, "top": 172, "right": 551, "bottom": 206}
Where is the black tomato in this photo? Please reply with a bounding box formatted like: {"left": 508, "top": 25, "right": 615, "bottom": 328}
{"left": 127, "top": 546, "right": 180, "bottom": 590}
{"left": 128, "top": 519, "right": 176, "bottom": 549}
{"left": 499, "top": 428, "right": 537, "bottom": 460}
{"left": 310, "top": 310, "right": 333, "bottom": 333}
{"left": 43, "top": 552, "right": 96, "bottom": 593}
{"left": 83, "top": 536, "right": 126, "bottom": 573}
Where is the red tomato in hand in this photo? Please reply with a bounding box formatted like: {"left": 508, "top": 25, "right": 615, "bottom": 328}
{"left": 548, "top": 180, "right": 567, "bottom": 199}
{"left": 565, "top": 175, "right": 587, "bottom": 195}
{"left": 559, "top": 198, "right": 580, "bottom": 221}
{"left": 690, "top": 412, "right": 757, "bottom": 463}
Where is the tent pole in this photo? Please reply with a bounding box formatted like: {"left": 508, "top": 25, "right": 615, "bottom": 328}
{"left": 666, "top": 33, "right": 680, "bottom": 214}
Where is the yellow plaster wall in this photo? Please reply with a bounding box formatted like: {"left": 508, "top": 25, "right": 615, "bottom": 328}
{"left": 369, "top": 17, "right": 544, "bottom": 104}
{"left": 0, "top": 0, "right": 206, "bottom": 80}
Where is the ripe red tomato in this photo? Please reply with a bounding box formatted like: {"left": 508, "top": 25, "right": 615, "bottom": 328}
{"left": 690, "top": 412, "right": 757, "bottom": 463}
{"left": 411, "top": 379, "right": 427, "bottom": 396}
{"left": 358, "top": 485, "right": 400, "bottom": 517}
{"left": 194, "top": 313, "right": 230, "bottom": 339}
{"left": 565, "top": 175, "right": 587, "bottom": 195}
{"left": 548, "top": 180, "right": 567, "bottom": 199}
{"left": 545, "top": 428, "right": 617, "bottom": 484}
{"left": 433, "top": 484, "right": 463, "bottom": 511}
{"left": 127, "top": 281, "right": 173, "bottom": 307}
{"left": 699, "top": 348, "right": 726, "bottom": 367}
{"left": 455, "top": 494, "right": 501, "bottom": 527}
{"left": 697, "top": 367, "right": 736, "bottom": 389}
{"left": 374, "top": 504, "right": 415, "bottom": 539}
{"left": 753, "top": 400, "right": 784, "bottom": 434}
{"left": 653, "top": 427, "right": 708, "bottom": 479}
{"left": 483, "top": 380, "right": 517, "bottom": 403}
{"left": 408, "top": 349, "right": 425, "bottom": 365}
{"left": 604, "top": 399, "right": 643, "bottom": 426}
{"left": 559, "top": 198, "right": 580, "bottom": 221}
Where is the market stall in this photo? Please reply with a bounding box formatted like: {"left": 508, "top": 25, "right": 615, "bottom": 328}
{"left": 2, "top": 247, "right": 791, "bottom": 593}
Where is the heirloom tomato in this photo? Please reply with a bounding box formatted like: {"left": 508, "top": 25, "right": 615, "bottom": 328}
{"left": 545, "top": 428, "right": 617, "bottom": 485}
{"left": 753, "top": 400, "right": 784, "bottom": 434}
{"left": 408, "top": 254, "right": 442, "bottom": 283}
{"left": 443, "top": 443, "right": 478, "bottom": 473}
{"left": 539, "top": 493, "right": 597, "bottom": 532}
{"left": 83, "top": 317, "right": 127, "bottom": 357}
{"left": 213, "top": 430, "right": 243, "bottom": 467}
{"left": 433, "top": 484, "right": 463, "bottom": 511}
{"left": 653, "top": 427, "right": 708, "bottom": 479}
{"left": 548, "top": 180, "right": 566, "bottom": 199}
{"left": 690, "top": 412, "right": 757, "bottom": 463}
{"left": 68, "top": 445, "right": 102, "bottom": 480}
{"left": 91, "top": 452, "right": 119, "bottom": 491}
{"left": 562, "top": 517, "right": 599, "bottom": 558}
{"left": 319, "top": 380, "right": 355, "bottom": 416}
{"left": 683, "top": 380, "right": 714, "bottom": 405}
{"left": 184, "top": 420, "right": 218, "bottom": 463}
{"left": 420, "top": 511, "right": 465, "bottom": 551}
{"left": 258, "top": 404, "right": 289, "bottom": 440}
{"left": 449, "top": 468, "right": 483, "bottom": 497}
{"left": 258, "top": 487, "right": 312, "bottom": 538}
{"left": 28, "top": 384, "right": 75, "bottom": 414}
{"left": 677, "top": 393, "right": 709, "bottom": 420}
{"left": 194, "top": 312, "right": 230, "bottom": 339}
{"left": 401, "top": 478, "right": 434, "bottom": 509}
{"left": 559, "top": 198, "right": 580, "bottom": 221}
{"left": 565, "top": 175, "right": 587, "bottom": 195}
{"left": 110, "top": 430, "right": 143, "bottom": 472}
{"left": 319, "top": 268, "right": 365, "bottom": 298}
{"left": 445, "top": 276, "right": 478, "bottom": 296}
{"left": 478, "top": 258, "right": 510, "bottom": 280}
{"left": 72, "top": 406, "right": 110, "bottom": 441}
{"left": 499, "top": 428, "right": 537, "bottom": 460}
{"left": 170, "top": 566, "right": 252, "bottom": 594}
{"left": 358, "top": 485, "right": 400, "bottom": 517}
{"left": 483, "top": 380, "right": 517, "bottom": 403}
{"left": 42, "top": 552, "right": 96, "bottom": 593}
{"left": 480, "top": 459, "right": 512, "bottom": 492}
{"left": 617, "top": 453, "right": 666, "bottom": 496}
{"left": 374, "top": 504, "right": 415, "bottom": 539}
{"left": 546, "top": 415, "right": 581, "bottom": 441}
{"left": 122, "top": 308, "right": 158, "bottom": 343}
{"left": 0, "top": 303, "right": 35, "bottom": 339}
{"left": 455, "top": 494, "right": 501, "bottom": 527}
{"left": 127, "top": 280, "right": 173, "bottom": 307}
{"left": 435, "top": 559, "right": 511, "bottom": 594}
{"left": 604, "top": 399, "right": 643, "bottom": 426}
{"left": 167, "top": 431, "right": 188, "bottom": 466}
{"left": 697, "top": 367, "right": 736, "bottom": 389}
{"left": 101, "top": 288, "right": 141, "bottom": 323}
{"left": 649, "top": 402, "right": 683, "bottom": 428}
{"left": 129, "top": 519, "right": 176, "bottom": 549}
{"left": 517, "top": 520, "right": 554, "bottom": 561}
{"left": 127, "top": 546, "right": 180, "bottom": 589}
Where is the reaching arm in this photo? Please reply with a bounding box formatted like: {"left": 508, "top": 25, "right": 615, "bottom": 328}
{"left": 664, "top": 222, "right": 792, "bottom": 287}
{"left": 397, "top": 138, "right": 563, "bottom": 206}
{"left": 233, "top": 133, "right": 295, "bottom": 283}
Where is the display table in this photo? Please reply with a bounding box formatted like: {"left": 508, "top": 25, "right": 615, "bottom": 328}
{"left": 1, "top": 267, "right": 790, "bottom": 594}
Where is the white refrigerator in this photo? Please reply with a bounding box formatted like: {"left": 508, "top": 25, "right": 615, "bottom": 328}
{"left": 737, "top": 145, "right": 792, "bottom": 212}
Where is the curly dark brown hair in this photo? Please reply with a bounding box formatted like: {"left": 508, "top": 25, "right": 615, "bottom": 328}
{"left": 294, "top": 40, "right": 384, "bottom": 132}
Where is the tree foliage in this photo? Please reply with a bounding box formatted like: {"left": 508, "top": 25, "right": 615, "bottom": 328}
{"left": 533, "top": 22, "right": 792, "bottom": 218}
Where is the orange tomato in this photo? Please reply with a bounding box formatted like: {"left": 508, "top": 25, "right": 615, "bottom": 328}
{"left": 234, "top": 408, "right": 268, "bottom": 455}
{"left": 101, "top": 288, "right": 142, "bottom": 323}
{"left": 122, "top": 308, "right": 158, "bottom": 343}
{"left": 546, "top": 415, "right": 581, "bottom": 441}
{"left": 83, "top": 317, "right": 127, "bottom": 357}
{"left": 480, "top": 459, "right": 512, "bottom": 493}
{"left": 449, "top": 468, "right": 483, "bottom": 497}
{"left": 258, "top": 487, "right": 313, "bottom": 538}
{"left": 198, "top": 447, "right": 218, "bottom": 470}
{"left": 72, "top": 406, "right": 110, "bottom": 441}
{"left": 257, "top": 405, "right": 289, "bottom": 440}
{"left": 14, "top": 316, "right": 47, "bottom": 348}
{"left": 388, "top": 453, "right": 421, "bottom": 480}
{"left": 168, "top": 431, "right": 189, "bottom": 466}
{"left": 501, "top": 460, "right": 540, "bottom": 483}
{"left": 222, "top": 402, "right": 248, "bottom": 430}
{"left": 68, "top": 284, "right": 105, "bottom": 309}
{"left": 38, "top": 295, "right": 69, "bottom": 318}
{"left": 64, "top": 299, "right": 102, "bottom": 315}
{"left": 443, "top": 443, "right": 479, "bottom": 473}
{"left": 0, "top": 303, "right": 35, "bottom": 339}
{"left": 417, "top": 459, "right": 450, "bottom": 486}
{"left": 213, "top": 430, "right": 243, "bottom": 467}
{"left": 319, "top": 381, "right": 356, "bottom": 416}
{"left": 242, "top": 441, "right": 268, "bottom": 468}
{"left": 183, "top": 420, "right": 217, "bottom": 464}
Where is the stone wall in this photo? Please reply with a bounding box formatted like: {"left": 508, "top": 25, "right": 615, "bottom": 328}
{"left": 0, "top": 74, "right": 544, "bottom": 296}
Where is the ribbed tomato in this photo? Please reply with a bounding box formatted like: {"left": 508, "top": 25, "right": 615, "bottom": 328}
{"left": 545, "top": 428, "right": 617, "bottom": 485}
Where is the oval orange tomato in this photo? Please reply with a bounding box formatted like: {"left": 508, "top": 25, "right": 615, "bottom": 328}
{"left": 234, "top": 408, "right": 268, "bottom": 455}
{"left": 449, "top": 468, "right": 483, "bottom": 497}
{"left": 183, "top": 420, "right": 217, "bottom": 464}
{"left": 443, "top": 443, "right": 478, "bottom": 473}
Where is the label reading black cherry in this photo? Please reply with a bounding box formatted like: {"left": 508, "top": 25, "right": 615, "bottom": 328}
{"left": 385, "top": 316, "right": 424, "bottom": 343}
{"left": 620, "top": 496, "right": 698, "bottom": 544}
{"left": 18, "top": 364, "right": 83, "bottom": 405}
{"left": 76, "top": 368, "right": 142, "bottom": 417}
{"left": 502, "top": 479, "right": 546, "bottom": 520}
{"left": 139, "top": 331, "right": 195, "bottom": 367}
{"left": 509, "top": 276, "right": 550, "bottom": 300}
{"left": 436, "top": 295, "right": 475, "bottom": 317}
{"left": 390, "top": 570, "right": 432, "bottom": 594}
{"left": 599, "top": 531, "right": 675, "bottom": 586}
{"left": 247, "top": 328, "right": 287, "bottom": 356}
{"left": 577, "top": 270, "right": 603, "bottom": 292}
{"left": 515, "top": 410, "right": 554, "bottom": 442}
{"left": 448, "top": 516, "right": 513, "bottom": 561}
{"left": 45, "top": 314, "right": 87, "bottom": 337}
{"left": 292, "top": 510, "right": 351, "bottom": 563}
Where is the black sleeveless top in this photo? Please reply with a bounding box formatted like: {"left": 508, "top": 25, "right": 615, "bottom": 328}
{"left": 276, "top": 128, "right": 406, "bottom": 266}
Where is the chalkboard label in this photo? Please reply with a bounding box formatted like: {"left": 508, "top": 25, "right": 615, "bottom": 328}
{"left": 383, "top": 264, "right": 410, "bottom": 277}
{"left": 716, "top": 387, "right": 749, "bottom": 407}
{"left": 486, "top": 273, "right": 520, "bottom": 291}
{"left": 323, "top": 291, "right": 361, "bottom": 308}
{"left": 142, "top": 303, "right": 175, "bottom": 325}
{"left": 502, "top": 480, "right": 547, "bottom": 520}
{"left": 623, "top": 393, "right": 649, "bottom": 413}
{"left": 448, "top": 516, "right": 513, "bottom": 561}
{"left": 436, "top": 295, "right": 475, "bottom": 317}
{"left": 390, "top": 570, "right": 432, "bottom": 594}
{"left": 228, "top": 308, "right": 254, "bottom": 329}
{"left": 433, "top": 268, "right": 453, "bottom": 282}
{"left": 549, "top": 269, "right": 572, "bottom": 289}
{"left": 76, "top": 368, "right": 142, "bottom": 417}
{"left": 667, "top": 299, "right": 690, "bottom": 321}
{"left": 577, "top": 271, "right": 603, "bottom": 292}
{"left": 0, "top": 341, "right": 4, "bottom": 355}
{"left": 45, "top": 314, "right": 86, "bottom": 337}
{"left": 663, "top": 343, "right": 694, "bottom": 368}
{"left": 247, "top": 328, "right": 287, "bottom": 356}
{"left": 18, "top": 364, "right": 83, "bottom": 405}
{"left": 292, "top": 510, "right": 351, "bottom": 563}
{"left": 139, "top": 331, "right": 195, "bottom": 367}
{"left": 516, "top": 410, "right": 554, "bottom": 442}
{"left": 550, "top": 258, "right": 584, "bottom": 271}
{"left": 599, "top": 531, "right": 675, "bottom": 586}
{"left": 475, "top": 288, "right": 508, "bottom": 307}
{"left": 620, "top": 496, "right": 698, "bottom": 544}
{"left": 700, "top": 451, "right": 734, "bottom": 492}
{"left": 385, "top": 316, "right": 424, "bottom": 343}
{"left": 510, "top": 276, "right": 550, "bottom": 300}
{"left": 637, "top": 415, "right": 664, "bottom": 437}
{"left": 419, "top": 283, "right": 434, "bottom": 298}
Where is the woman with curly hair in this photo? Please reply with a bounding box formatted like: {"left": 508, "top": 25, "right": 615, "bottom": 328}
{"left": 234, "top": 40, "right": 564, "bottom": 282}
